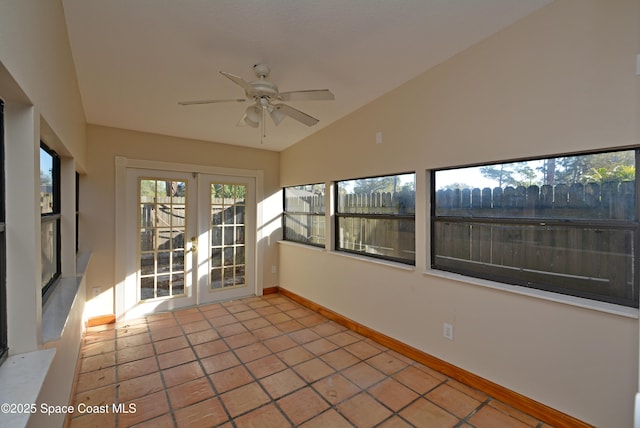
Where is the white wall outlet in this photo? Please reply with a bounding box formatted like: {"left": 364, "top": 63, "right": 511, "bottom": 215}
{"left": 92, "top": 287, "right": 102, "bottom": 298}
{"left": 271, "top": 265, "right": 277, "bottom": 274}
{"left": 443, "top": 322, "right": 454, "bottom": 340}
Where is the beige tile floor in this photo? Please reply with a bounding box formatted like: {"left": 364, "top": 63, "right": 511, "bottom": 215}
{"left": 68, "top": 293, "right": 551, "bottom": 427}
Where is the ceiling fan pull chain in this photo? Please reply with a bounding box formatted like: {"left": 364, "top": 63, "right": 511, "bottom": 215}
{"left": 261, "top": 105, "right": 266, "bottom": 144}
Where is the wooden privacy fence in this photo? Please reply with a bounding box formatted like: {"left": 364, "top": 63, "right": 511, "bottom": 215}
{"left": 284, "top": 191, "right": 416, "bottom": 262}
{"left": 339, "top": 190, "right": 415, "bottom": 214}
{"left": 433, "top": 182, "right": 636, "bottom": 303}
{"left": 436, "top": 181, "right": 635, "bottom": 220}
{"left": 284, "top": 190, "right": 416, "bottom": 218}
{"left": 284, "top": 194, "right": 325, "bottom": 244}
{"left": 337, "top": 191, "right": 415, "bottom": 262}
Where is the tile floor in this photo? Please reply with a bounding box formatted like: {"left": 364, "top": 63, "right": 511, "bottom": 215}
{"left": 68, "top": 293, "right": 551, "bottom": 427}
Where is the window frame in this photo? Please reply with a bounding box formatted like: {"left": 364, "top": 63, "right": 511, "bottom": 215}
{"left": 0, "top": 99, "right": 7, "bottom": 365}
{"left": 40, "top": 142, "right": 61, "bottom": 302}
{"left": 76, "top": 172, "right": 79, "bottom": 254}
{"left": 282, "top": 183, "right": 326, "bottom": 248}
{"left": 335, "top": 172, "right": 416, "bottom": 265}
{"left": 430, "top": 149, "right": 640, "bottom": 308}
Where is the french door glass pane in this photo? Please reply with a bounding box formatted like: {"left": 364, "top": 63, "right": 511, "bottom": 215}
{"left": 209, "top": 183, "right": 246, "bottom": 290}
{"left": 138, "top": 178, "right": 187, "bottom": 300}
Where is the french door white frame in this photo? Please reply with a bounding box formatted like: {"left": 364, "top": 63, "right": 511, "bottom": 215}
{"left": 115, "top": 157, "right": 264, "bottom": 320}
{"left": 123, "top": 169, "right": 197, "bottom": 316}
{"left": 197, "top": 173, "right": 256, "bottom": 304}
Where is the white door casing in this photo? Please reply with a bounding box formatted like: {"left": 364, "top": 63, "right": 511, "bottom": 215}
{"left": 115, "top": 157, "right": 264, "bottom": 319}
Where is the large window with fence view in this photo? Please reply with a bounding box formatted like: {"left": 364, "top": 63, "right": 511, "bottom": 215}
{"left": 336, "top": 173, "right": 415, "bottom": 264}
{"left": 432, "top": 149, "right": 639, "bottom": 307}
{"left": 283, "top": 184, "right": 326, "bottom": 247}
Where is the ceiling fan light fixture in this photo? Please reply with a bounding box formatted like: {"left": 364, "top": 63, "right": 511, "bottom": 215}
{"left": 269, "top": 107, "right": 286, "bottom": 126}
{"left": 245, "top": 105, "right": 261, "bottom": 126}
{"left": 243, "top": 116, "right": 259, "bottom": 128}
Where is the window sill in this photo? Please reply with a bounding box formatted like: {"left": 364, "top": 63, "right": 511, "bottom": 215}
{"left": 41, "top": 277, "right": 81, "bottom": 343}
{"left": 423, "top": 268, "right": 639, "bottom": 319}
{"left": 278, "top": 240, "right": 415, "bottom": 271}
{"left": 278, "top": 240, "right": 326, "bottom": 252}
{"left": 42, "top": 251, "right": 90, "bottom": 343}
{"left": 330, "top": 250, "right": 415, "bottom": 272}
{"left": 0, "top": 348, "right": 56, "bottom": 428}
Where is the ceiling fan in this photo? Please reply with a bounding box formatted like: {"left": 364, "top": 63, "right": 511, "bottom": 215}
{"left": 178, "top": 64, "right": 334, "bottom": 142}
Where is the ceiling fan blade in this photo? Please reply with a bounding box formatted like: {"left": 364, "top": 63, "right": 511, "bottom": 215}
{"left": 273, "top": 103, "right": 319, "bottom": 126}
{"left": 178, "top": 98, "right": 246, "bottom": 106}
{"left": 220, "top": 71, "right": 255, "bottom": 94}
{"left": 278, "top": 89, "right": 335, "bottom": 102}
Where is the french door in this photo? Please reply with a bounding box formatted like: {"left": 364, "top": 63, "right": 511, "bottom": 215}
{"left": 197, "top": 174, "right": 255, "bottom": 304}
{"left": 123, "top": 168, "right": 255, "bottom": 317}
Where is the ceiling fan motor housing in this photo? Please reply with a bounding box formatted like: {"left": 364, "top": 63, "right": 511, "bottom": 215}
{"left": 248, "top": 64, "right": 278, "bottom": 99}
{"left": 249, "top": 80, "right": 279, "bottom": 99}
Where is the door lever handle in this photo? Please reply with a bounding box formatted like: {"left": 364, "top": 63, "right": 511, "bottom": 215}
{"left": 187, "top": 236, "right": 197, "bottom": 253}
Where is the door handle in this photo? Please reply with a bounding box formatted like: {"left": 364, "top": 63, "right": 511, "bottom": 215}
{"left": 187, "top": 236, "right": 197, "bottom": 253}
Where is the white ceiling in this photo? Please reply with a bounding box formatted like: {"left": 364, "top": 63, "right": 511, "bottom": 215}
{"left": 61, "top": 0, "right": 552, "bottom": 152}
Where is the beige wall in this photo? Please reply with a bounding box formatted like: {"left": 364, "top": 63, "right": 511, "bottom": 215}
{"left": 0, "top": 1, "right": 88, "bottom": 424}
{"left": 279, "top": 0, "right": 640, "bottom": 426}
{"left": 83, "top": 125, "right": 281, "bottom": 316}
{"left": 0, "top": 0, "right": 87, "bottom": 168}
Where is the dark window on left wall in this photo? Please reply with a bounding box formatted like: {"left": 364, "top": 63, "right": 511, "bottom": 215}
{"left": 76, "top": 172, "right": 79, "bottom": 253}
{"left": 0, "top": 100, "right": 8, "bottom": 364}
{"left": 40, "top": 143, "right": 61, "bottom": 301}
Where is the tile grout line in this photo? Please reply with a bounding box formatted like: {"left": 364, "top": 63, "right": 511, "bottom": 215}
{"left": 233, "top": 296, "right": 414, "bottom": 426}
{"left": 118, "top": 317, "right": 168, "bottom": 427}
{"left": 202, "top": 297, "right": 332, "bottom": 425}
{"left": 158, "top": 311, "right": 189, "bottom": 428}
{"left": 237, "top": 297, "right": 422, "bottom": 426}
{"left": 452, "top": 397, "right": 492, "bottom": 428}
{"left": 176, "top": 304, "right": 237, "bottom": 427}
{"left": 213, "top": 298, "right": 306, "bottom": 426}
{"left": 155, "top": 299, "right": 335, "bottom": 426}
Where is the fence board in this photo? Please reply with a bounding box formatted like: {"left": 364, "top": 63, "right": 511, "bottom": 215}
{"left": 436, "top": 181, "right": 635, "bottom": 220}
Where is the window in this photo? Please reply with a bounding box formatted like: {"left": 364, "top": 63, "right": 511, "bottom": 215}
{"left": 0, "top": 100, "right": 7, "bottom": 364}
{"left": 283, "top": 184, "right": 326, "bottom": 247}
{"left": 432, "top": 149, "right": 639, "bottom": 307}
{"left": 336, "top": 173, "right": 415, "bottom": 264}
{"left": 40, "top": 143, "right": 61, "bottom": 300}
{"left": 76, "top": 172, "right": 79, "bottom": 253}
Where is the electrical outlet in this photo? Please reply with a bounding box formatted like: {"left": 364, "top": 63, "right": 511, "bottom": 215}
{"left": 92, "top": 287, "right": 102, "bottom": 298}
{"left": 271, "top": 265, "right": 277, "bottom": 274}
{"left": 443, "top": 323, "right": 454, "bottom": 340}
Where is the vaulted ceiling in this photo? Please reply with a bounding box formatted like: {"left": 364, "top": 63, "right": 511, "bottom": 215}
{"left": 62, "top": 0, "right": 552, "bottom": 151}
